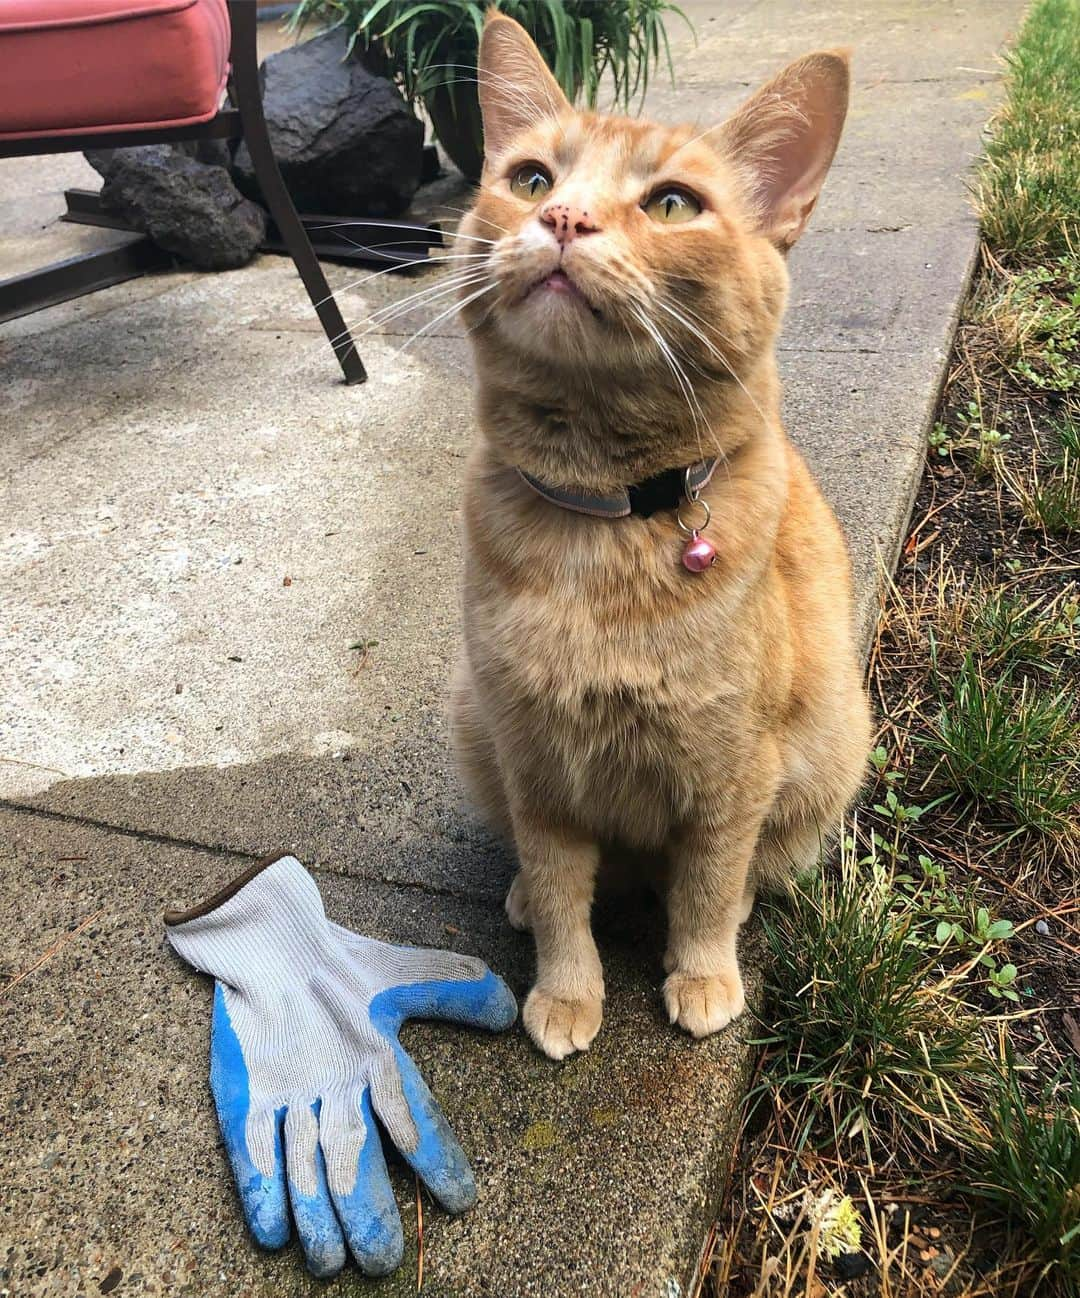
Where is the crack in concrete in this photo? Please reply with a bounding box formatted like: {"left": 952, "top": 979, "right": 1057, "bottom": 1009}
{"left": 0, "top": 797, "right": 500, "bottom": 906}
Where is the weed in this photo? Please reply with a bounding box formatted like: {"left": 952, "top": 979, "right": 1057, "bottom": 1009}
{"left": 962, "top": 584, "right": 1080, "bottom": 669}
{"left": 965, "top": 1061, "right": 1080, "bottom": 1293}
{"left": 1057, "top": 413, "right": 1080, "bottom": 457}
{"left": 976, "top": 257, "right": 1080, "bottom": 393}
{"left": 886, "top": 558, "right": 1078, "bottom": 674}
{"left": 986, "top": 962, "right": 1020, "bottom": 1002}
{"left": 1005, "top": 448, "right": 1080, "bottom": 533}
{"left": 924, "top": 652, "right": 1080, "bottom": 846}
{"left": 754, "top": 839, "right": 991, "bottom": 1160}
{"left": 929, "top": 397, "right": 1011, "bottom": 472}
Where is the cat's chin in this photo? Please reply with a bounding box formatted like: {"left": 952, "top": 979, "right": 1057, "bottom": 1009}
{"left": 492, "top": 286, "right": 628, "bottom": 369}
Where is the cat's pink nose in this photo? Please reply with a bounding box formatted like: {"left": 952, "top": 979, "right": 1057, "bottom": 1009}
{"left": 540, "top": 201, "right": 601, "bottom": 246}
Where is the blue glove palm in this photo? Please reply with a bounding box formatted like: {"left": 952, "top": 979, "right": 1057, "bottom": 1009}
{"left": 166, "top": 855, "right": 517, "bottom": 1277}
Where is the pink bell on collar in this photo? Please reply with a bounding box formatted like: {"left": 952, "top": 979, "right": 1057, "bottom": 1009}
{"left": 682, "top": 532, "right": 717, "bottom": 572}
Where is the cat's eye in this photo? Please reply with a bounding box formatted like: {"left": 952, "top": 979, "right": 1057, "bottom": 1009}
{"left": 510, "top": 164, "right": 553, "bottom": 202}
{"left": 643, "top": 188, "right": 702, "bottom": 224}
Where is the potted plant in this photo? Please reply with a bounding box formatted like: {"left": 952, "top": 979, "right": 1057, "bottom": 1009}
{"left": 288, "top": 0, "right": 689, "bottom": 180}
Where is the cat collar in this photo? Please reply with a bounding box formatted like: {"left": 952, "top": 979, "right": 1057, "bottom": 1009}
{"left": 516, "top": 457, "right": 720, "bottom": 571}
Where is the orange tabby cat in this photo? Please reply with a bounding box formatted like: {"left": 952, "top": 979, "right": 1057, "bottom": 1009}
{"left": 450, "top": 13, "right": 872, "bottom": 1060}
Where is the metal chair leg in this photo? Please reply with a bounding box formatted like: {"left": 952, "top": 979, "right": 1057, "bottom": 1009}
{"left": 227, "top": 2, "right": 366, "bottom": 385}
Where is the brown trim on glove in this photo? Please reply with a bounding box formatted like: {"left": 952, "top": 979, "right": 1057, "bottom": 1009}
{"left": 163, "top": 852, "right": 292, "bottom": 927}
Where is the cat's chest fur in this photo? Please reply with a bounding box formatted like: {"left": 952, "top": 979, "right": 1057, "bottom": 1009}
{"left": 465, "top": 516, "right": 748, "bottom": 841}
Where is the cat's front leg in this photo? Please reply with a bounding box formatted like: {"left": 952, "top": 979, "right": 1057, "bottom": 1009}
{"left": 510, "top": 810, "right": 604, "bottom": 1060}
{"left": 662, "top": 817, "right": 762, "bottom": 1038}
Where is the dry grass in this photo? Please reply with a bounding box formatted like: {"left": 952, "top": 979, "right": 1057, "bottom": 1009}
{"left": 874, "top": 552, "right": 1080, "bottom": 883}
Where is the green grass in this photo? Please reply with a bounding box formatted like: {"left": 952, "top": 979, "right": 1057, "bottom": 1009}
{"left": 753, "top": 845, "right": 992, "bottom": 1161}
{"left": 961, "top": 584, "right": 1080, "bottom": 669}
{"left": 1007, "top": 448, "right": 1080, "bottom": 533}
{"left": 966, "top": 1062, "right": 1080, "bottom": 1296}
{"left": 925, "top": 652, "right": 1080, "bottom": 846}
{"left": 722, "top": 5, "right": 1080, "bottom": 1291}
{"left": 1058, "top": 413, "right": 1080, "bottom": 456}
{"left": 976, "top": 0, "right": 1080, "bottom": 261}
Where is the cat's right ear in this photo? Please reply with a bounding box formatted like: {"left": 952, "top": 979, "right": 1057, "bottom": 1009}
{"left": 719, "top": 49, "right": 851, "bottom": 251}
{"left": 477, "top": 13, "right": 572, "bottom": 166}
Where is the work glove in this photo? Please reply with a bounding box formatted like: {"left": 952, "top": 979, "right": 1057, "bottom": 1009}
{"left": 164, "top": 854, "right": 517, "bottom": 1278}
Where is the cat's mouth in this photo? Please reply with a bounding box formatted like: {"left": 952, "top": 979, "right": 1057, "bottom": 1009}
{"left": 523, "top": 269, "right": 601, "bottom": 317}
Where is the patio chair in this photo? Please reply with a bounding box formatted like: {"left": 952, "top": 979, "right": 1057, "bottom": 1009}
{"left": 0, "top": 0, "right": 366, "bottom": 383}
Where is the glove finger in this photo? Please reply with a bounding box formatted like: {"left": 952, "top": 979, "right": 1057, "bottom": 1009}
{"left": 329, "top": 926, "right": 517, "bottom": 1031}
{"left": 322, "top": 1089, "right": 404, "bottom": 1277}
{"left": 370, "top": 1049, "right": 477, "bottom": 1215}
{"left": 370, "top": 968, "right": 518, "bottom": 1035}
{"left": 283, "top": 1102, "right": 347, "bottom": 1278}
{"left": 209, "top": 985, "right": 289, "bottom": 1250}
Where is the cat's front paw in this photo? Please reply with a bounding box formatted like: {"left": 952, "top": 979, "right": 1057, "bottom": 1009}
{"left": 523, "top": 987, "right": 602, "bottom": 1060}
{"left": 662, "top": 968, "right": 745, "bottom": 1038}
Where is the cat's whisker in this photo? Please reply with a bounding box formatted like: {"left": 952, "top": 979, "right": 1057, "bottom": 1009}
{"left": 325, "top": 253, "right": 489, "bottom": 305}
{"left": 644, "top": 316, "right": 710, "bottom": 457}
{"left": 346, "top": 271, "right": 492, "bottom": 337}
{"left": 314, "top": 254, "right": 489, "bottom": 310}
{"left": 307, "top": 220, "right": 497, "bottom": 252}
{"left": 650, "top": 281, "right": 745, "bottom": 351}
{"left": 418, "top": 70, "right": 548, "bottom": 125}
{"left": 653, "top": 299, "right": 732, "bottom": 370}
{"left": 630, "top": 305, "right": 707, "bottom": 438}
{"left": 466, "top": 294, "right": 500, "bottom": 334}
{"left": 427, "top": 63, "right": 558, "bottom": 118}
{"left": 393, "top": 280, "right": 498, "bottom": 355}
{"left": 435, "top": 205, "right": 512, "bottom": 238}
{"left": 328, "top": 269, "right": 490, "bottom": 346}
{"left": 668, "top": 120, "right": 726, "bottom": 158}
{"left": 365, "top": 273, "right": 490, "bottom": 326}
{"left": 654, "top": 298, "right": 771, "bottom": 431}
{"left": 332, "top": 267, "right": 486, "bottom": 333}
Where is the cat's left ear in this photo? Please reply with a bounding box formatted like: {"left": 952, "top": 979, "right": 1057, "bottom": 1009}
{"left": 477, "top": 13, "right": 572, "bottom": 167}
{"left": 719, "top": 49, "right": 851, "bottom": 250}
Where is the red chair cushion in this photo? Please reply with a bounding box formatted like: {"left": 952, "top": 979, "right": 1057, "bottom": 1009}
{"left": 0, "top": 0, "right": 230, "bottom": 140}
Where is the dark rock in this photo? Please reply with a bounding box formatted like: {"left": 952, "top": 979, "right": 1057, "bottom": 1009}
{"left": 98, "top": 146, "right": 266, "bottom": 271}
{"left": 832, "top": 1250, "right": 872, "bottom": 1280}
{"left": 232, "top": 29, "right": 423, "bottom": 217}
{"left": 83, "top": 148, "right": 114, "bottom": 180}
{"left": 85, "top": 137, "right": 232, "bottom": 180}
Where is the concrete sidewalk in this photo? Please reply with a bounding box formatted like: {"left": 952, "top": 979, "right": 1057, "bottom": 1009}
{"left": 0, "top": 3, "right": 1022, "bottom": 1295}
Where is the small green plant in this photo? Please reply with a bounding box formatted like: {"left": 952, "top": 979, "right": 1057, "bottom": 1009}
{"left": 986, "top": 962, "right": 1020, "bottom": 1001}
{"left": 965, "top": 1061, "right": 1080, "bottom": 1289}
{"left": 924, "top": 652, "right": 1080, "bottom": 846}
{"left": 753, "top": 844, "right": 990, "bottom": 1159}
{"left": 929, "top": 398, "right": 1009, "bottom": 473}
{"left": 872, "top": 786, "right": 925, "bottom": 825}
{"left": 933, "top": 906, "right": 1015, "bottom": 951}
{"left": 1006, "top": 449, "right": 1080, "bottom": 534}
{"left": 963, "top": 585, "right": 1080, "bottom": 669}
{"left": 928, "top": 421, "right": 952, "bottom": 456}
{"left": 289, "top": 0, "right": 689, "bottom": 177}
{"left": 977, "top": 257, "right": 1080, "bottom": 393}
